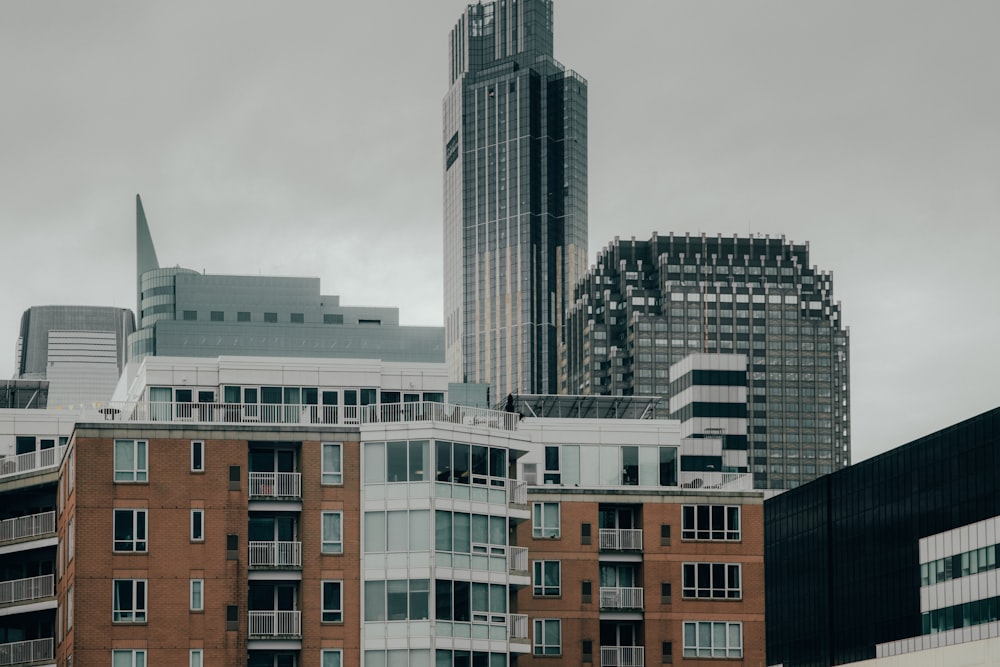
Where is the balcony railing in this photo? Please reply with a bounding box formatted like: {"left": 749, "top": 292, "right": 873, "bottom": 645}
{"left": 679, "top": 470, "right": 753, "bottom": 491}
{"left": 0, "top": 575, "right": 54, "bottom": 606}
{"left": 0, "top": 638, "right": 54, "bottom": 666}
{"left": 507, "top": 479, "right": 527, "bottom": 505}
{"left": 600, "top": 645, "right": 645, "bottom": 667}
{"left": 0, "top": 512, "right": 56, "bottom": 545}
{"left": 508, "top": 546, "right": 529, "bottom": 573}
{"left": 599, "top": 528, "right": 643, "bottom": 551}
{"left": 248, "top": 610, "right": 302, "bottom": 638}
{"left": 0, "top": 447, "right": 67, "bottom": 480}
{"left": 107, "top": 400, "right": 520, "bottom": 431}
{"left": 248, "top": 472, "right": 302, "bottom": 499}
{"left": 248, "top": 541, "right": 302, "bottom": 568}
{"left": 599, "top": 586, "right": 644, "bottom": 610}
{"left": 508, "top": 613, "right": 529, "bottom": 640}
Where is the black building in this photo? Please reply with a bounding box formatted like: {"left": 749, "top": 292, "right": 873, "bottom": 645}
{"left": 765, "top": 407, "right": 1000, "bottom": 666}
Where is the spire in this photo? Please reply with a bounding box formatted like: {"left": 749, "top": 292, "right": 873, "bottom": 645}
{"left": 136, "top": 194, "right": 160, "bottom": 316}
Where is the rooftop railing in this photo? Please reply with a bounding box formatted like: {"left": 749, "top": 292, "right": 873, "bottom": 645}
{"left": 0, "top": 446, "right": 67, "bottom": 480}
{"left": 679, "top": 471, "right": 754, "bottom": 491}
{"left": 106, "top": 400, "right": 521, "bottom": 431}
{"left": 0, "top": 512, "right": 56, "bottom": 545}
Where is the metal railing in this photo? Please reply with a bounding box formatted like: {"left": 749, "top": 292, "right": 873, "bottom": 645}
{"left": 0, "top": 512, "right": 56, "bottom": 544}
{"left": 599, "top": 528, "right": 643, "bottom": 551}
{"left": 508, "top": 614, "right": 529, "bottom": 640}
{"left": 679, "top": 470, "right": 753, "bottom": 491}
{"left": 508, "top": 546, "right": 529, "bottom": 573}
{"left": 599, "top": 586, "right": 644, "bottom": 610}
{"left": 107, "top": 400, "right": 520, "bottom": 431}
{"left": 600, "top": 646, "right": 644, "bottom": 667}
{"left": 0, "top": 638, "right": 54, "bottom": 666}
{"left": 248, "top": 541, "right": 302, "bottom": 568}
{"left": 0, "top": 575, "right": 54, "bottom": 606}
{"left": 0, "top": 446, "right": 67, "bottom": 480}
{"left": 248, "top": 472, "right": 302, "bottom": 499}
{"left": 248, "top": 610, "right": 302, "bottom": 637}
{"left": 507, "top": 479, "right": 527, "bottom": 505}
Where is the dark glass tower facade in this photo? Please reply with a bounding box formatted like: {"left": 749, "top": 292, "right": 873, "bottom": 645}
{"left": 562, "top": 233, "right": 850, "bottom": 490}
{"left": 443, "top": 0, "right": 587, "bottom": 396}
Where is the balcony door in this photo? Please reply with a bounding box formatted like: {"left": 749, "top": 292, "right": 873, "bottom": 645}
{"left": 601, "top": 621, "right": 639, "bottom": 647}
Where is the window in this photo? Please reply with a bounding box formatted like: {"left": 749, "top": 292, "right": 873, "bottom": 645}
{"left": 190, "top": 649, "right": 203, "bottom": 667}
{"left": 532, "top": 502, "right": 560, "bottom": 538}
{"left": 190, "top": 579, "right": 204, "bottom": 611}
{"left": 533, "top": 618, "right": 561, "bottom": 655}
{"left": 264, "top": 312, "right": 278, "bottom": 323}
{"left": 322, "top": 443, "right": 343, "bottom": 485}
{"left": 113, "top": 579, "right": 147, "bottom": 622}
{"left": 322, "top": 580, "right": 343, "bottom": 622}
{"left": 191, "top": 509, "right": 204, "bottom": 542}
{"left": 322, "top": 512, "right": 343, "bottom": 553}
{"left": 68, "top": 518, "right": 74, "bottom": 560}
{"left": 112, "top": 650, "right": 146, "bottom": 667}
{"left": 114, "top": 440, "right": 148, "bottom": 482}
{"left": 324, "top": 313, "right": 344, "bottom": 324}
{"left": 291, "top": 313, "right": 304, "bottom": 323}
{"left": 67, "top": 584, "right": 73, "bottom": 629}
{"left": 191, "top": 441, "right": 204, "bottom": 472}
{"left": 237, "top": 311, "right": 251, "bottom": 322}
{"left": 183, "top": 310, "right": 197, "bottom": 320}
{"left": 544, "top": 446, "right": 560, "bottom": 483}
{"left": 210, "top": 311, "right": 224, "bottom": 321}
{"left": 321, "top": 650, "right": 342, "bottom": 667}
{"left": 533, "top": 561, "right": 561, "bottom": 596}
{"left": 683, "top": 621, "right": 742, "bottom": 658}
{"left": 682, "top": 505, "right": 741, "bottom": 541}
{"left": 682, "top": 563, "right": 742, "bottom": 599}
{"left": 364, "top": 579, "right": 431, "bottom": 621}
{"left": 114, "top": 509, "right": 147, "bottom": 552}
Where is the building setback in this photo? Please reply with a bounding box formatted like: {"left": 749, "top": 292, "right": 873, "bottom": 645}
{"left": 765, "top": 407, "right": 1000, "bottom": 667}
{"left": 443, "top": 0, "right": 588, "bottom": 396}
{"left": 562, "top": 233, "right": 850, "bottom": 490}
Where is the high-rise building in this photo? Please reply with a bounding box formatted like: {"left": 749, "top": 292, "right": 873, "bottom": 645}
{"left": 562, "top": 233, "right": 850, "bottom": 490}
{"left": 443, "top": 0, "right": 588, "bottom": 396}
{"left": 14, "top": 305, "right": 136, "bottom": 409}
{"left": 130, "top": 195, "right": 444, "bottom": 365}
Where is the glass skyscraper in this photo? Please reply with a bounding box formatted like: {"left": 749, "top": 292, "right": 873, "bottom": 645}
{"left": 443, "top": 0, "right": 587, "bottom": 396}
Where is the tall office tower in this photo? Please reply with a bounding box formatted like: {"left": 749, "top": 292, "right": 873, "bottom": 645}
{"left": 443, "top": 0, "right": 588, "bottom": 396}
{"left": 130, "top": 195, "right": 445, "bottom": 364}
{"left": 562, "top": 233, "right": 850, "bottom": 490}
{"left": 14, "top": 305, "right": 136, "bottom": 408}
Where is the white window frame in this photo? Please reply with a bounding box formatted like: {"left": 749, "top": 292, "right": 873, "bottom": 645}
{"left": 190, "top": 509, "right": 204, "bottom": 542}
{"left": 682, "top": 563, "right": 742, "bottom": 599}
{"left": 66, "top": 584, "right": 73, "bottom": 629}
{"left": 321, "top": 649, "right": 343, "bottom": 667}
{"left": 190, "top": 440, "right": 205, "bottom": 472}
{"left": 189, "top": 649, "right": 203, "bottom": 667}
{"left": 533, "top": 560, "right": 561, "bottom": 596}
{"left": 322, "top": 580, "right": 343, "bottom": 623}
{"left": 532, "top": 502, "right": 560, "bottom": 538}
{"left": 114, "top": 439, "right": 148, "bottom": 483}
{"left": 683, "top": 620, "right": 743, "bottom": 658}
{"left": 322, "top": 511, "right": 343, "bottom": 553}
{"left": 533, "top": 618, "right": 561, "bottom": 656}
{"left": 112, "top": 579, "right": 147, "bottom": 623}
{"left": 190, "top": 579, "right": 204, "bottom": 611}
{"left": 113, "top": 509, "right": 148, "bottom": 552}
{"left": 681, "top": 504, "right": 741, "bottom": 541}
{"left": 68, "top": 517, "right": 75, "bottom": 561}
{"left": 112, "top": 649, "right": 146, "bottom": 667}
{"left": 322, "top": 442, "right": 343, "bottom": 485}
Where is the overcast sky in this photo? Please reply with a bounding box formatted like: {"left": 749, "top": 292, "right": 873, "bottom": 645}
{"left": 1, "top": 1, "right": 997, "bottom": 462}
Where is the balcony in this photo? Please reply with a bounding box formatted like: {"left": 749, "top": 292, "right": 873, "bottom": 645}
{"left": 679, "top": 470, "right": 753, "bottom": 491}
{"left": 0, "top": 447, "right": 66, "bottom": 480}
{"left": 0, "top": 638, "right": 54, "bottom": 667}
{"left": 0, "top": 575, "right": 54, "bottom": 607}
{"left": 248, "top": 541, "right": 302, "bottom": 569}
{"left": 508, "top": 613, "right": 529, "bottom": 640}
{"left": 507, "top": 479, "right": 527, "bottom": 506}
{"left": 600, "top": 645, "right": 644, "bottom": 667}
{"left": 599, "top": 528, "right": 643, "bottom": 552}
{"left": 599, "top": 586, "right": 644, "bottom": 610}
{"left": 508, "top": 546, "right": 528, "bottom": 574}
{"left": 248, "top": 610, "right": 302, "bottom": 638}
{"left": 0, "top": 512, "right": 56, "bottom": 546}
{"left": 248, "top": 472, "right": 302, "bottom": 500}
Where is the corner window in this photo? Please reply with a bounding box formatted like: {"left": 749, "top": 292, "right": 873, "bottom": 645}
{"left": 190, "top": 579, "right": 204, "bottom": 611}
{"left": 114, "top": 440, "right": 148, "bottom": 482}
{"left": 112, "top": 650, "right": 146, "bottom": 667}
{"left": 322, "top": 512, "right": 343, "bottom": 554}
{"left": 112, "top": 579, "right": 147, "bottom": 623}
{"left": 114, "top": 509, "right": 147, "bottom": 552}
{"left": 190, "top": 509, "right": 204, "bottom": 542}
{"left": 683, "top": 621, "right": 743, "bottom": 658}
{"left": 533, "top": 561, "right": 561, "bottom": 596}
{"left": 533, "top": 618, "right": 561, "bottom": 655}
{"left": 322, "top": 443, "right": 343, "bottom": 485}
{"left": 191, "top": 441, "right": 204, "bottom": 472}
{"left": 322, "top": 580, "right": 343, "bottom": 622}
{"left": 532, "top": 502, "right": 560, "bottom": 538}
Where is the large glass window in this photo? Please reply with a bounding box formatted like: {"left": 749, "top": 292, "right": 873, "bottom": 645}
{"left": 682, "top": 505, "right": 741, "bottom": 541}
{"left": 114, "top": 509, "right": 147, "bottom": 552}
{"left": 533, "top": 619, "right": 561, "bottom": 655}
{"left": 364, "top": 579, "right": 430, "bottom": 621}
{"left": 322, "top": 512, "right": 343, "bottom": 554}
{"left": 533, "top": 502, "right": 560, "bottom": 538}
{"left": 322, "top": 443, "right": 343, "bottom": 485}
{"left": 114, "top": 440, "right": 147, "bottom": 482}
{"left": 682, "top": 563, "right": 742, "bottom": 599}
{"left": 113, "top": 579, "right": 147, "bottom": 622}
{"left": 533, "top": 561, "right": 561, "bottom": 596}
{"left": 683, "top": 621, "right": 743, "bottom": 658}
{"left": 365, "top": 510, "right": 430, "bottom": 553}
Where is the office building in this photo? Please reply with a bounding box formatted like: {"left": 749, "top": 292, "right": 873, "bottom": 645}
{"left": 130, "top": 195, "right": 444, "bottom": 365}
{"left": 562, "top": 233, "right": 850, "bottom": 489}
{"left": 765, "top": 407, "right": 1000, "bottom": 667}
{"left": 14, "top": 305, "right": 135, "bottom": 409}
{"left": 443, "top": 0, "right": 588, "bottom": 396}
